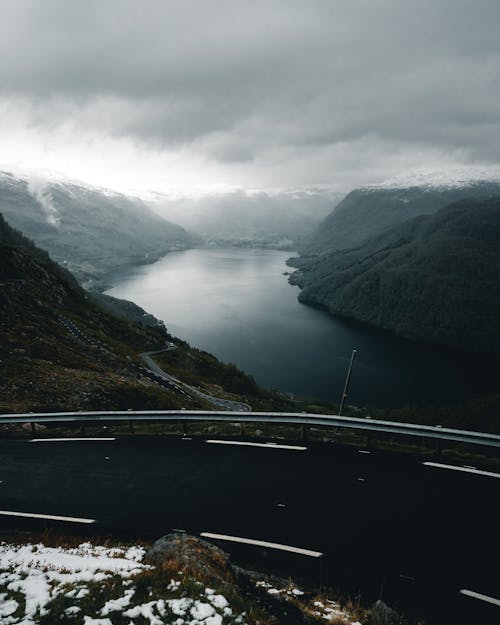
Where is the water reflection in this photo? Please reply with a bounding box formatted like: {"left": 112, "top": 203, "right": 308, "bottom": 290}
{"left": 106, "top": 248, "right": 499, "bottom": 407}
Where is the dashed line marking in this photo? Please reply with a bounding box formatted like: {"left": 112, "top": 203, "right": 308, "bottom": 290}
{"left": 200, "top": 532, "right": 322, "bottom": 557}
{"left": 30, "top": 438, "right": 115, "bottom": 443}
{"left": 206, "top": 440, "right": 307, "bottom": 451}
{"left": 423, "top": 462, "right": 500, "bottom": 479}
{"left": 0, "top": 510, "right": 96, "bottom": 524}
{"left": 460, "top": 589, "right": 500, "bottom": 606}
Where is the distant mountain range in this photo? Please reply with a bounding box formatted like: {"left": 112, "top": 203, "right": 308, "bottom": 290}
{"left": 301, "top": 179, "right": 500, "bottom": 256}
{"left": 290, "top": 195, "right": 500, "bottom": 353}
{"left": 148, "top": 188, "right": 344, "bottom": 249}
{"left": 0, "top": 171, "right": 199, "bottom": 287}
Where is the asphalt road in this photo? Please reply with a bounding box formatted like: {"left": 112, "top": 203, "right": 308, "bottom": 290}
{"left": 141, "top": 349, "right": 252, "bottom": 411}
{"left": 0, "top": 436, "right": 498, "bottom": 624}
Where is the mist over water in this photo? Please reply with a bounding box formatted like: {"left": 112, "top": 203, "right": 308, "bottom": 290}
{"left": 107, "top": 248, "right": 499, "bottom": 408}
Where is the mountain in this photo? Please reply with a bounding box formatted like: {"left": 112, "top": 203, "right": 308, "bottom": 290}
{"left": 148, "top": 188, "right": 344, "bottom": 249}
{"left": 302, "top": 178, "right": 500, "bottom": 256}
{"left": 0, "top": 214, "right": 300, "bottom": 414}
{"left": 0, "top": 171, "right": 200, "bottom": 287}
{"left": 290, "top": 197, "right": 500, "bottom": 353}
{"left": 0, "top": 212, "right": 206, "bottom": 413}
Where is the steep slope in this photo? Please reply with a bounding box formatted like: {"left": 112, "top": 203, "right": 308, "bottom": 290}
{"left": 0, "top": 171, "right": 200, "bottom": 287}
{"left": 0, "top": 213, "right": 206, "bottom": 413}
{"left": 291, "top": 197, "right": 500, "bottom": 353}
{"left": 0, "top": 214, "right": 299, "bottom": 414}
{"left": 302, "top": 180, "right": 500, "bottom": 256}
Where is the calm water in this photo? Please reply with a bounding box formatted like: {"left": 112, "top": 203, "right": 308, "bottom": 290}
{"left": 106, "top": 248, "right": 499, "bottom": 407}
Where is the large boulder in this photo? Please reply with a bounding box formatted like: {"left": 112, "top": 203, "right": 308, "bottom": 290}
{"left": 144, "top": 532, "right": 237, "bottom": 585}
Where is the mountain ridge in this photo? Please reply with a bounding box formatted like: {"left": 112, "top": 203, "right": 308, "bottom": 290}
{"left": 301, "top": 180, "right": 500, "bottom": 257}
{"left": 0, "top": 170, "right": 200, "bottom": 287}
{"left": 290, "top": 197, "right": 500, "bottom": 353}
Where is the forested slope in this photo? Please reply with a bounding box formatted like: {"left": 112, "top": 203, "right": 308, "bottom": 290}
{"left": 292, "top": 198, "right": 500, "bottom": 353}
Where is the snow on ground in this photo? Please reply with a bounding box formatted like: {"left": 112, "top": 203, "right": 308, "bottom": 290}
{"left": 0, "top": 542, "right": 247, "bottom": 625}
{"left": 255, "top": 581, "right": 361, "bottom": 624}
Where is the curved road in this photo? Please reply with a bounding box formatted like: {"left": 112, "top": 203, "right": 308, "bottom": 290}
{"left": 0, "top": 435, "right": 497, "bottom": 624}
{"left": 141, "top": 346, "right": 252, "bottom": 412}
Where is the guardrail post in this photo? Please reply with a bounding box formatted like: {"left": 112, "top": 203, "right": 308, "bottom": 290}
{"left": 300, "top": 425, "right": 308, "bottom": 442}
{"left": 30, "top": 422, "right": 36, "bottom": 435}
{"left": 129, "top": 421, "right": 135, "bottom": 434}
{"left": 239, "top": 422, "right": 245, "bottom": 437}
{"left": 80, "top": 424, "right": 86, "bottom": 436}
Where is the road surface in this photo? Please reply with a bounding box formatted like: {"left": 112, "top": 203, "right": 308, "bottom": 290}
{"left": 141, "top": 348, "right": 252, "bottom": 412}
{"left": 0, "top": 435, "right": 497, "bottom": 624}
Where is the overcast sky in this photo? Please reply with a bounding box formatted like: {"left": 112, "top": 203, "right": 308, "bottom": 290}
{"left": 1, "top": 0, "right": 499, "bottom": 195}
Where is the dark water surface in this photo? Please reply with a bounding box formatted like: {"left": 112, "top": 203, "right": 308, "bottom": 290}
{"left": 106, "top": 248, "right": 499, "bottom": 407}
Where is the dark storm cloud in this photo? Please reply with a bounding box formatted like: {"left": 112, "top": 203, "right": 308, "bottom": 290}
{"left": 1, "top": 0, "right": 499, "bottom": 178}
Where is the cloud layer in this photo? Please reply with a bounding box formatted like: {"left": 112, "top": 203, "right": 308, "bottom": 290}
{"left": 1, "top": 0, "right": 499, "bottom": 193}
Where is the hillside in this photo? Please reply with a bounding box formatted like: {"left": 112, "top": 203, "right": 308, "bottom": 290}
{"left": 0, "top": 214, "right": 300, "bottom": 414}
{"left": 290, "top": 197, "right": 500, "bottom": 353}
{"left": 301, "top": 180, "right": 500, "bottom": 256}
{"left": 0, "top": 171, "right": 199, "bottom": 287}
{"left": 0, "top": 212, "right": 210, "bottom": 412}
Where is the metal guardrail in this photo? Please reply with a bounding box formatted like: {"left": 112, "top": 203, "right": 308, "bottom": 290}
{"left": 1, "top": 410, "right": 499, "bottom": 448}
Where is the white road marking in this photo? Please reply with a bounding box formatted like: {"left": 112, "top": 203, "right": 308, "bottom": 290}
{"left": 358, "top": 450, "right": 371, "bottom": 454}
{"left": 423, "top": 462, "right": 500, "bottom": 479}
{"left": 200, "top": 532, "right": 322, "bottom": 557}
{"left": 30, "top": 438, "right": 116, "bottom": 443}
{"left": 460, "top": 589, "right": 500, "bottom": 606}
{"left": 0, "top": 510, "right": 95, "bottom": 524}
{"left": 206, "top": 440, "right": 307, "bottom": 451}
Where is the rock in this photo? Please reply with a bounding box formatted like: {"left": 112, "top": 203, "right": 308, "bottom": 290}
{"left": 144, "top": 533, "right": 237, "bottom": 585}
{"left": 21, "top": 423, "right": 47, "bottom": 432}
{"left": 370, "top": 600, "right": 402, "bottom": 625}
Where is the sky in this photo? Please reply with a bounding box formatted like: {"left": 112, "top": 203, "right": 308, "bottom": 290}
{"left": 1, "top": 0, "right": 499, "bottom": 196}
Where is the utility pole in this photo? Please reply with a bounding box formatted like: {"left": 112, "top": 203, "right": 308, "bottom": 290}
{"left": 338, "top": 349, "right": 357, "bottom": 416}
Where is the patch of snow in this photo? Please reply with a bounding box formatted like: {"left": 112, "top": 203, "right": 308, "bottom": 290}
{"left": 101, "top": 588, "right": 135, "bottom": 615}
{"left": 365, "top": 166, "right": 500, "bottom": 190}
{"left": 167, "top": 597, "right": 192, "bottom": 616}
{"left": 169, "top": 579, "right": 182, "bottom": 591}
{"left": 0, "top": 595, "right": 18, "bottom": 617}
{"left": 0, "top": 542, "right": 147, "bottom": 624}
{"left": 190, "top": 600, "right": 216, "bottom": 620}
{"left": 210, "top": 594, "right": 228, "bottom": 609}
{"left": 83, "top": 618, "right": 113, "bottom": 625}
{"left": 123, "top": 601, "right": 164, "bottom": 625}
{"left": 65, "top": 606, "right": 81, "bottom": 615}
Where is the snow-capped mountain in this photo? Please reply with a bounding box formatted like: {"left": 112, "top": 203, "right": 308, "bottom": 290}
{"left": 366, "top": 166, "right": 500, "bottom": 190}
{"left": 302, "top": 171, "right": 500, "bottom": 256}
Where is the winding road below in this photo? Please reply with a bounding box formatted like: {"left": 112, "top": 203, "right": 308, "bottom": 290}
{"left": 140, "top": 345, "right": 252, "bottom": 412}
